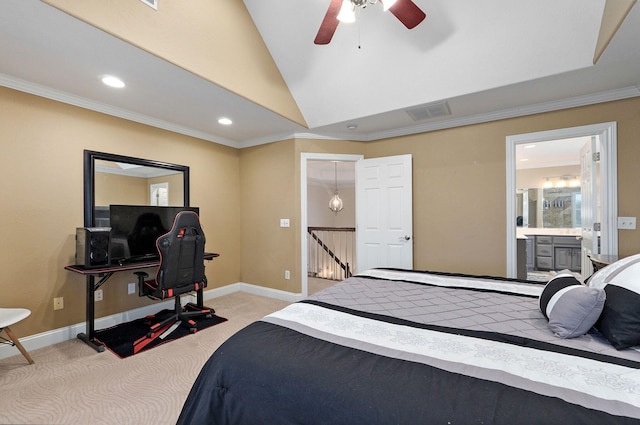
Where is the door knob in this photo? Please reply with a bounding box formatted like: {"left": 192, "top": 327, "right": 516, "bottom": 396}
{"left": 404, "top": 235, "right": 411, "bottom": 241}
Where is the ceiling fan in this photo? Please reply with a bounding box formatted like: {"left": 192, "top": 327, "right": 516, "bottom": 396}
{"left": 314, "top": 0, "right": 426, "bottom": 45}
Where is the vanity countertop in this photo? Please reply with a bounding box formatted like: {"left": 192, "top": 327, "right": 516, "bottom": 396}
{"left": 517, "top": 228, "right": 581, "bottom": 238}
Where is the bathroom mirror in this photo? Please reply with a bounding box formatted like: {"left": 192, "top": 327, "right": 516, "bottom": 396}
{"left": 516, "top": 187, "right": 581, "bottom": 229}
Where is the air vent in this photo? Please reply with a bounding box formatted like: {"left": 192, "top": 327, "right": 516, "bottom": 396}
{"left": 139, "top": 0, "right": 158, "bottom": 10}
{"left": 406, "top": 101, "right": 451, "bottom": 121}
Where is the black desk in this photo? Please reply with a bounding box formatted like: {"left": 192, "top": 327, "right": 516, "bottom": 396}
{"left": 65, "top": 252, "right": 219, "bottom": 352}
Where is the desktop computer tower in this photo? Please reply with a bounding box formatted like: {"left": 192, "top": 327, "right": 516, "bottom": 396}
{"left": 76, "top": 227, "right": 111, "bottom": 268}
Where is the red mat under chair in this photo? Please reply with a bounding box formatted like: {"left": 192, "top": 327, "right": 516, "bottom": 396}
{"left": 94, "top": 308, "right": 227, "bottom": 358}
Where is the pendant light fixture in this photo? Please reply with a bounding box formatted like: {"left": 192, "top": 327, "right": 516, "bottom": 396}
{"left": 329, "top": 162, "right": 344, "bottom": 214}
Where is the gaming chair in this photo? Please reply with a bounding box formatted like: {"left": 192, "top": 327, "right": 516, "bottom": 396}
{"left": 134, "top": 210, "right": 212, "bottom": 341}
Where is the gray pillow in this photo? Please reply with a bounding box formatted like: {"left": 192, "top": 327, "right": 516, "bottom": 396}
{"left": 539, "top": 273, "right": 606, "bottom": 338}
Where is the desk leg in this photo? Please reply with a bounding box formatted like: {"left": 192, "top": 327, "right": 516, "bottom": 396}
{"left": 77, "top": 275, "right": 105, "bottom": 352}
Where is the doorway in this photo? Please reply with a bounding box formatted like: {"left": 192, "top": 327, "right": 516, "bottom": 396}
{"left": 301, "top": 153, "right": 363, "bottom": 297}
{"left": 506, "top": 122, "right": 618, "bottom": 279}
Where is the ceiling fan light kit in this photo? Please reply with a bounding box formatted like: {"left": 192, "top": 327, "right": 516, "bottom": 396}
{"left": 337, "top": 1, "right": 356, "bottom": 23}
{"left": 315, "top": 0, "right": 426, "bottom": 45}
{"left": 337, "top": 0, "right": 398, "bottom": 22}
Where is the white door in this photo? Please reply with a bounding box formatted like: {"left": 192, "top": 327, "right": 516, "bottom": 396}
{"left": 580, "top": 136, "right": 599, "bottom": 275}
{"left": 506, "top": 122, "right": 617, "bottom": 279}
{"left": 150, "top": 182, "right": 169, "bottom": 206}
{"left": 356, "top": 154, "right": 413, "bottom": 273}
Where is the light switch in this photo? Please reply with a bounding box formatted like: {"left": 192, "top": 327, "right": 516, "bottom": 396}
{"left": 618, "top": 217, "right": 637, "bottom": 230}
{"left": 280, "top": 218, "right": 290, "bottom": 228}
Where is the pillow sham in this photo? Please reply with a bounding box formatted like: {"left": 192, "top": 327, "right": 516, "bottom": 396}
{"left": 587, "top": 254, "right": 640, "bottom": 349}
{"left": 539, "top": 273, "right": 605, "bottom": 339}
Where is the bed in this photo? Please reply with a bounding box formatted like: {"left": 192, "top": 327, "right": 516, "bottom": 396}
{"left": 178, "top": 265, "right": 640, "bottom": 424}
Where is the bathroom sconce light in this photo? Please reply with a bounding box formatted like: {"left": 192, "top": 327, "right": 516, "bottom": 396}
{"left": 542, "top": 175, "right": 580, "bottom": 189}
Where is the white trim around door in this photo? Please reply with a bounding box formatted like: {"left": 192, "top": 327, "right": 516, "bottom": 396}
{"left": 505, "top": 122, "right": 618, "bottom": 278}
{"left": 301, "top": 153, "right": 364, "bottom": 297}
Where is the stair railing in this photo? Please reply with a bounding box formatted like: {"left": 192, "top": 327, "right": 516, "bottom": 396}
{"left": 307, "top": 227, "right": 355, "bottom": 281}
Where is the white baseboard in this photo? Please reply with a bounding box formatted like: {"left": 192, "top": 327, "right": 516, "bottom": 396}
{"left": 0, "top": 282, "right": 302, "bottom": 361}
{"left": 185, "top": 282, "right": 303, "bottom": 304}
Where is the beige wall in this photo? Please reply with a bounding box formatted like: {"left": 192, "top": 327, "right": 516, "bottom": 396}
{"left": 239, "top": 140, "right": 298, "bottom": 292}
{"left": 364, "top": 97, "right": 640, "bottom": 275}
{"left": 237, "top": 98, "right": 639, "bottom": 282}
{"left": 96, "top": 173, "right": 147, "bottom": 206}
{"left": 364, "top": 122, "right": 508, "bottom": 275}
{"left": 2, "top": 85, "right": 640, "bottom": 341}
{"left": 238, "top": 139, "right": 367, "bottom": 293}
{"left": 0, "top": 86, "right": 241, "bottom": 337}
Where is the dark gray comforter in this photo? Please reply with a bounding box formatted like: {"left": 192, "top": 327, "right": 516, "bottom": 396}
{"left": 178, "top": 269, "right": 640, "bottom": 424}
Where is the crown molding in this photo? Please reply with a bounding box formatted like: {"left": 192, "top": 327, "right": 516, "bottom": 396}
{"left": 0, "top": 73, "right": 239, "bottom": 148}
{"left": 3, "top": 72, "right": 639, "bottom": 149}
{"left": 237, "top": 131, "right": 355, "bottom": 149}
{"left": 240, "top": 85, "right": 640, "bottom": 146}
{"left": 365, "top": 85, "right": 640, "bottom": 142}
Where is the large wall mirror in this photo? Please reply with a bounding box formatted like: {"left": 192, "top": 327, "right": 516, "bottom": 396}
{"left": 516, "top": 187, "right": 581, "bottom": 229}
{"left": 84, "top": 150, "right": 190, "bottom": 227}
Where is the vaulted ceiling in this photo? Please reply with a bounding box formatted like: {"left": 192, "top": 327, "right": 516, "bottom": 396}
{"left": 246, "top": 0, "right": 639, "bottom": 132}
{"left": 1, "top": 0, "right": 638, "bottom": 148}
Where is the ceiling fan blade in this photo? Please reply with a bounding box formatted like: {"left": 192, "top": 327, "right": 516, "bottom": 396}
{"left": 314, "top": 0, "right": 342, "bottom": 45}
{"left": 388, "top": 0, "right": 426, "bottom": 29}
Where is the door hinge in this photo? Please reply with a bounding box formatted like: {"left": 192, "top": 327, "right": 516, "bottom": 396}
{"left": 593, "top": 152, "right": 601, "bottom": 162}
{"left": 593, "top": 222, "right": 601, "bottom": 231}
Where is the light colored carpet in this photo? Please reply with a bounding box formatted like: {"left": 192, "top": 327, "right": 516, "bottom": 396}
{"left": 0, "top": 292, "right": 289, "bottom": 425}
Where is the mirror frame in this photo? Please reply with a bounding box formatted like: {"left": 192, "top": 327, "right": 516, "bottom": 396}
{"left": 83, "top": 150, "right": 190, "bottom": 227}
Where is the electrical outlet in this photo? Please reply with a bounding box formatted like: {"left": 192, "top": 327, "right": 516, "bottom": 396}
{"left": 95, "top": 289, "right": 103, "bottom": 302}
{"left": 53, "top": 297, "right": 64, "bottom": 310}
{"left": 618, "top": 216, "right": 637, "bottom": 230}
{"left": 285, "top": 270, "right": 291, "bottom": 280}
{"left": 128, "top": 282, "right": 136, "bottom": 295}
{"left": 280, "top": 218, "right": 290, "bottom": 228}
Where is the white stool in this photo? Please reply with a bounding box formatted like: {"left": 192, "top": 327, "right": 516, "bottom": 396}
{"left": 0, "top": 308, "right": 34, "bottom": 364}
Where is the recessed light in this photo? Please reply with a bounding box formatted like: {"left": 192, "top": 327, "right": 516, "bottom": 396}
{"left": 346, "top": 124, "right": 358, "bottom": 130}
{"left": 218, "top": 117, "right": 233, "bottom": 125}
{"left": 101, "top": 75, "right": 125, "bottom": 88}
